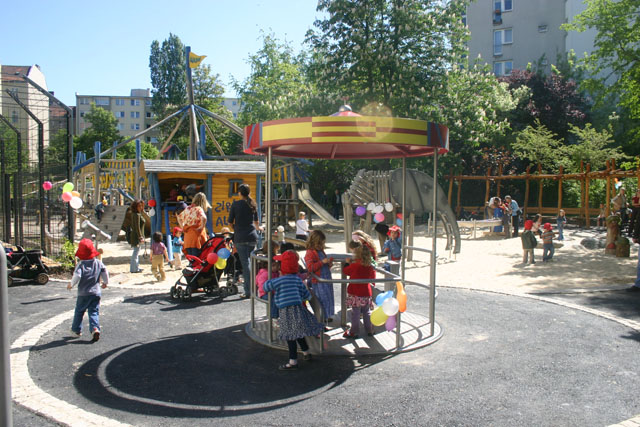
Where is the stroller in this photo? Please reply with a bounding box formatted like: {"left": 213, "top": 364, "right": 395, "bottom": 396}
{"left": 4, "top": 245, "right": 49, "bottom": 286}
{"left": 170, "top": 234, "right": 241, "bottom": 301}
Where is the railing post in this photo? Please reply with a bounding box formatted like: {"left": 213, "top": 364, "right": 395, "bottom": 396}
{"left": 0, "top": 248, "right": 12, "bottom": 426}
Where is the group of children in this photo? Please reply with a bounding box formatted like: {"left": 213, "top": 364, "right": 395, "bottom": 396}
{"left": 520, "top": 212, "right": 565, "bottom": 265}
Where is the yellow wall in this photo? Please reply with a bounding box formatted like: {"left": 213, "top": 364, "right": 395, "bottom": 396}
{"left": 210, "top": 173, "right": 259, "bottom": 232}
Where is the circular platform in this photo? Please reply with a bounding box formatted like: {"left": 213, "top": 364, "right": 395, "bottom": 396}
{"left": 245, "top": 309, "right": 443, "bottom": 356}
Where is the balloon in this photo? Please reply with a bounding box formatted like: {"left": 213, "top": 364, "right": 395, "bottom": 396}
{"left": 61, "top": 192, "right": 72, "bottom": 202}
{"left": 217, "top": 248, "right": 231, "bottom": 259}
{"left": 367, "top": 202, "right": 375, "bottom": 211}
{"left": 62, "top": 182, "right": 74, "bottom": 192}
{"left": 397, "top": 281, "right": 407, "bottom": 313}
{"left": 177, "top": 196, "right": 184, "bottom": 201}
{"left": 215, "top": 258, "right": 227, "bottom": 270}
{"left": 69, "top": 196, "right": 83, "bottom": 210}
{"left": 382, "top": 297, "right": 400, "bottom": 316}
{"left": 375, "top": 290, "right": 394, "bottom": 306}
{"left": 385, "top": 315, "right": 397, "bottom": 331}
{"left": 373, "top": 213, "right": 385, "bottom": 223}
{"left": 396, "top": 219, "right": 403, "bottom": 226}
{"left": 384, "top": 202, "right": 393, "bottom": 212}
{"left": 148, "top": 208, "right": 155, "bottom": 217}
{"left": 71, "top": 190, "right": 81, "bottom": 198}
{"left": 374, "top": 205, "right": 384, "bottom": 214}
{"left": 207, "top": 252, "right": 219, "bottom": 264}
{"left": 355, "top": 206, "right": 366, "bottom": 216}
{"left": 370, "top": 306, "right": 388, "bottom": 326}
{"left": 42, "top": 181, "right": 52, "bottom": 191}
{"left": 148, "top": 199, "right": 157, "bottom": 207}
{"left": 396, "top": 213, "right": 403, "bottom": 219}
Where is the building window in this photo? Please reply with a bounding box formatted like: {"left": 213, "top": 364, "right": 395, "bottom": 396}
{"left": 115, "top": 111, "right": 125, "bottom": 118}
{"left": 228, "top": 179, "right": 244, "bottom": 197}
{"left": 95, "top": 98, "right": 109, "bottom": 106}
{"left": 131, "top": 123, "right": 140, "bottom": 130}
{"left": 79, "top": 98, "right": 89, "bottom": 105}
{"left": 494, "top": 0, "right": 512, "bottom": 12}
{"left": 130, "top": 111, "right": 140, "bottom": 118}
{"left": 150, "top": 137, "right": 158, "bottom": 143}
{"left": 538, "top": 25, "right": 548, "bottom": 33}
{"left": 462, "top": 13, "right": 467, "bottom": 26}
{"left": 221, "top": 100, "right": 225, "bottom": 105}
{"left": 145, "top": 100, "right": 152, "bottom": 106}
{"left": 117, "top": 123, "right": 124, "bottom": 130}
{"left": 232, "top": 100, "right": 237, "bottom": 106}
{"left": 494, "top": 60, "right": 513, "bottom": 76}
{"left": 146, "top": 112, "right": 152, "bottom": 118}
{"left": 115, "top": 99, "right": 125, "bottom": 106}
{"left": 11, "top": 111, "right": 18, "bottom": 123}
{"left": 493, "top": 28, "right": 512, "bottom": 55}
{"left": 130, "top": 99, "right": 140, "bottom": 106}
{"left": 80, "top": 112, "right": 85, "bottom": 117}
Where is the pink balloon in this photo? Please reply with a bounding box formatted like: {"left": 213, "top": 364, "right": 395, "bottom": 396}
{"left": 42, "top": 181, "right": 52, "bottom": 191}
{"left": 61, "top": 191, "right": 73, "bottom": 202}
{"left": 385, "top": 315, "right": 397, "bottom": 331}
{"left": 374, "top": 212, "right": 385, "bottom": 223}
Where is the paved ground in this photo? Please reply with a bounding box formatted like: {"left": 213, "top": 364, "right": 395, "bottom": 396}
{"left": 6, "top": 277, "right": 640, "bottom": 426}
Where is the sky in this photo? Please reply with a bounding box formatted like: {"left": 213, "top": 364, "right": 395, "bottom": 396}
{"left": 0, "top": 0, "right": 323, "bottom": 107}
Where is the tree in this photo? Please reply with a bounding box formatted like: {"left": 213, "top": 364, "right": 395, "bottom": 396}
{"left": 306, "top": 0, "right": 469, "bottom": 118}
{"left": 74, "top": 103, "right": 120, "bottom": 155}
{"left": 560, "top": 123, "right": 626, "bottom": 172}
{"left": 117, "top": 141, "right": 159, "bottom": 160}
{"left": 149, "top": 33, "right": 187, "bottom": 118}
{"left": 45, "top": 129, "right": 69, "bottom": 165}
{"left": 564, "top": 0, "right": 640, "bottom": 118}
{"left": 511, "top": 120, "right": 563, "bottom": 172}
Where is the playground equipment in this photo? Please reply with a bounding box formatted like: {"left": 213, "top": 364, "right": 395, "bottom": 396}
{"left": 243, "top": 106, "right": 449, "bottom": 355}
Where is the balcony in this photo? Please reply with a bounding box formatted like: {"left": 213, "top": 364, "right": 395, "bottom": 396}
{"left": 493, "top": 9, "right": 502, "bottom": 25}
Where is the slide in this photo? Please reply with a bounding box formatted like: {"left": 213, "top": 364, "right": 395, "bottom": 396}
{"left": 297, "top": 188, "right": 344, "bottom": 227}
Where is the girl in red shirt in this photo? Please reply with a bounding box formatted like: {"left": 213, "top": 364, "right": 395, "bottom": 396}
{"left": 342, "top": 240, "right": 375, "bottom": 338}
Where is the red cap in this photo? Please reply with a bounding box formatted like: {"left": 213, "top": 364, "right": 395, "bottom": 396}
{"left": 75, "top": 238, "right": 100, "bottom": 260}
{"left": 543, "top": 222, "right": 552, "bottom": 230}
{"left": 388, "top": 225, "right": 402, "bottom": 235}
{"left": 524, "top": 220, "right": 533, "bottom": 230}
{"left": 173, "top": 226, "right": 183, "bottom": 235}
{"left": 274, "top": 250, "right": 299, "bottom": 275}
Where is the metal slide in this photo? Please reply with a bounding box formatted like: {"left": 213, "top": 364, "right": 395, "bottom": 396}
{"left": 297, "top": 188, "right": 344, "bottom": 227}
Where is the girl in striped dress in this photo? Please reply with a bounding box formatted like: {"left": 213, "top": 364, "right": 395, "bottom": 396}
{"left": 304, "top": 230, "right": 335, "bottom": 324}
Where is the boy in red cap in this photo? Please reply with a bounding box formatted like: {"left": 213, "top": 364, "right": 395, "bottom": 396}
{"left": 67, "top": 239, "right": 109, "bottom": 342}
{"left": 263, "top": 250, "right": 323, "bottom": 370}
{"left": 520, "top": 220, "right": 537, "bottom": 265}
{"left": 541, "top": 223, "right": 557, "bottom": 262}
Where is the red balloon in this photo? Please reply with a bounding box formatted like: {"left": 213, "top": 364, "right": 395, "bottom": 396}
{"left": 206, "top": 252, "right": 219, "bottom": 264}
{"left": 148, "top": 199, "right": 157, "bottom": 207}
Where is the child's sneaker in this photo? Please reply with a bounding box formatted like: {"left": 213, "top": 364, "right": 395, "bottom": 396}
{"left": 343, "top": 330, "right": 358, "bottom": 339}
{"left": 70, "top": 330, "right": 81, "bottom": 337}
{"left": 91, "top": 328, "right": 100, "bottom": 342}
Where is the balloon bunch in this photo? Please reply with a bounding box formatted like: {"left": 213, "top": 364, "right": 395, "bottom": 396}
{"left": 57, "top": 182, "right": 84, "bottom": 210}
{"left": 370, "top": 282, "right": 408, "bottom": 331}
{"left": 213, "top": 247, "right": 231, "bottom": 270}
{"left": 148, "top": 199, "right": 157, "bottom": 217}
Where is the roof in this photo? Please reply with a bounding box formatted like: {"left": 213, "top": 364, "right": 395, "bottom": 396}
{"left": 141, "top": 160, "right": 266, "bottom": 175}
{"left": 1, "top": 65, "right": 31, "bottom": 82}
{"left": 243, "top": 115, "right": 449, "bottom": 159}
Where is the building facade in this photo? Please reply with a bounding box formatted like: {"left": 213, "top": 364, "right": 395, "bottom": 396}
{"left": 75, "top": 89, "right": 160, "bottom": 144}
{"left": 0, "top": 64, "right": 50, "bottom": 163}
{"left": 466, "top": 0, "right": 597, "bottom": 76}
{"left": 220, "top": 97, "right": 243, "bottom": 119}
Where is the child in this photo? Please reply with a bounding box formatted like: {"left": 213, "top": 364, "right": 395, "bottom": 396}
{"left": 171, "top": 227, "right": 183, "bottom": 270}
{"left": 256, "top": 247, "right": 281, "bottom": 319}
{"left": 352, "top": 229, "right": 378, "bottom": 261}
{"left": 556, "top": 210, "right": 567, "bottom": 241}
{"left": 342, "top": 240, "right": 375, "bottom": 338}
{"left": 383, "top": 225, "right": 402, "bottom": 271}
{"left": 531, "top": 214, "right": 543, "bottom": 237}
{"left": 541, "top": 223, "right": 556, "bottom": 262}
{"left": 67, "top": 239, "right": 108, "bottom": 342}
{"left": 263, "top": 250, "right": 324, "bottom": 370}
{"left": 151, "top": 231, "right": 169, "bottom": 281}
{"left": 520, "top": 220, "right": 537, "bottom": 265}
{"left": 296, "top": 211, "right": 309, "bottom": 241}
{"left": 304, "top": 230, "right": 335, "bottom": 324}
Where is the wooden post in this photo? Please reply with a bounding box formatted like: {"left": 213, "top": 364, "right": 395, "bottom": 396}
{"left": 557, "top": 165, "right": 563, "bottom": 211}
{"left": 496, "top": 163, "right": 503, "bottom": 198}
{"left": 456, "top": 179, "right": 462, "bottom": 218}
{"left": 537, "top": 164, "right": 543, "bottom": 215}
{"left": 524, "top": 166, "right": 531, "bottom": 218}
{"left": 585, "top": 164, "right": 591, "bottom": 228}
{"left": 605, "top": 160, "right": 611, "bottom": 216}
{"left": 484, "top": 167, "right": 491, "bottom": 219}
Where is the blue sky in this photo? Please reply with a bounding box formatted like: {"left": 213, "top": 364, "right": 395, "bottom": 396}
{"left": 0, "top": 0, "right": 322, "bottom": 106}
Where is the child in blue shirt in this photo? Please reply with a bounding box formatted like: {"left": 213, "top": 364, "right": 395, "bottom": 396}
{"left": 67, "top": 239, "right": 108, "bottom": 342}
{"left": 172, "top": 227, "right": 183, "bottom": 270}
{"left": 383, "top": 225, "right": 402, "bottom": 271}
{"left": 264, "top": 250, "right": 323, "bottom": 370}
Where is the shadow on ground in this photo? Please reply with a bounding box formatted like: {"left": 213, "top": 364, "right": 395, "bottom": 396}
{"left": 73, "top": 325, "right": 388, "bottom": 418}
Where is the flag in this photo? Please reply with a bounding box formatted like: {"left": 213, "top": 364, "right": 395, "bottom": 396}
{"left": 189, "top": 52, "right": 207, "bottom": 68}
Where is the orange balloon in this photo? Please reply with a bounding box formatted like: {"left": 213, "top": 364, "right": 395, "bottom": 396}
{"left": 71, "top": 190, "right": 81, "bottom": 198}
{"left": 397, "top": 281, "right": 407, "bottom": 312}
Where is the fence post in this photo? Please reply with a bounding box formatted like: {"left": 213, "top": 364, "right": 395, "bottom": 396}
{"left": 0, "top": 249, "right": 12, "bottom": 426}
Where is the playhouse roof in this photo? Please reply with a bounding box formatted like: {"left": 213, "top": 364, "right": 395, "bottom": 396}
{"left": 243, "top": 115, "right": 449, "bottom": 159}
{"left": 141, "top": 160, "right": 265, "bottom": 175}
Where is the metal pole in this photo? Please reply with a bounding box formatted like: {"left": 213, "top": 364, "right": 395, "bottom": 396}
{"left": 0, "top": 137, "right": 6, "bottom": 242}
{"left": 430, "top": 150, "right": 438, "bottom": 336}
{"left": 266, "top": 148, "right": 273, "bottom": 340}
{"left": 0, "top": 249, "right": 12, "bottom": 426}
{"left": 94, "top": 141, "right": 101, "bottom": 213}
{"left": 0, "top": 114, "right": 23, "bottom": 246}
{"left": 185, "top": 46, "right": 197, "bottom": 160}
{"left": 38, "top": 122, "right": 46, "bottom": 254}
{"left": 397, "top": 157, "right": 407, "bottom": 349}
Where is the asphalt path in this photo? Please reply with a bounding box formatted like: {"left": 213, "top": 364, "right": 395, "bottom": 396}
{"left": 6, "top": 280, "right": 640, "bottom": 426}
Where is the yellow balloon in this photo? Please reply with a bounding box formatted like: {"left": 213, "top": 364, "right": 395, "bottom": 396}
{"left": 370, "top": 306, "right": 389, "bottom": 326}
{"left": 215, "top": 258, "right": 227, "bottom": 270}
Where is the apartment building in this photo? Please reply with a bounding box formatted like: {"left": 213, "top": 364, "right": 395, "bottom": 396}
{"left": 75, "top": 89, "right": 160, "bottom": 144}
{"left": 220, "top": 97, "right": 243, "bottom": 119}
{"left": 466, "top": 0, "right": 597, "bottom": 76}
{"left": 0, "top": 64, "right": 50, "bottom": 163}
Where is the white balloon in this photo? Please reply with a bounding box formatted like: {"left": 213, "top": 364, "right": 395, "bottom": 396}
{"left": 149, "top": 208, "right": 156, "bottom": 217}
{"left": 381, "top": 297, "right": 400, "bottom": 316}
{"left": 69, "top": 196, "right": 83, "bottom": 210}
{"left": 384, "top": 202, "right": 393, "bottom": 212}
{"left": 374, "top": 205, "right": 384, "bottom": 214}
{"left": 367, "top": 202, "right": 375, "bottom": 211}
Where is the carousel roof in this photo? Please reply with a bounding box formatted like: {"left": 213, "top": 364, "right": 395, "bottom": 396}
{"left": 243, "top": 113, "right": 449, "bottom": 160}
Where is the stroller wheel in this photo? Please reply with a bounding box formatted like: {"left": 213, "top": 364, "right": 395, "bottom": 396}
{"left": 170, "top": 286, "right": 179, "bottom": 300}
{"left": 36, "top": 273, "right": 49, "bottom": 285}
{"left": 219, "top": 287, "right": 229, "bottom": 299}
{"left": 181, "top": 286, "right": 192, "bottom": 301}
{"left": 230, "top": 284, "right": 239, "bottom": 295}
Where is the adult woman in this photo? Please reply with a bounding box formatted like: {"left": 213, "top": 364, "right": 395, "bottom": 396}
{"left": 127, "top": 200, "right": 146, "bottom": 273}
{"left": 180, "top": 192, "right": 210, "bottom": 257}
{"left": 228, "top": 184, "right": 262, "bottom": 298}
